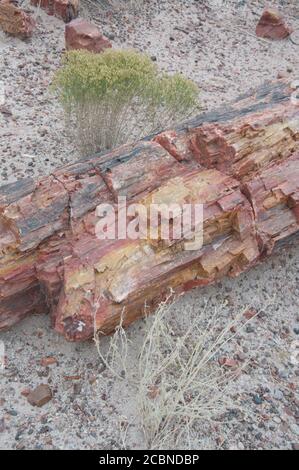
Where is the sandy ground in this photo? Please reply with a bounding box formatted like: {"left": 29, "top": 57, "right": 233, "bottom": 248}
{"left": 0, "top": 0, "right": 299, "bottom": 450}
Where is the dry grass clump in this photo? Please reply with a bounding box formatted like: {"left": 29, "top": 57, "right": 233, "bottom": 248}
{"left": 95, "top": 296, "right": 261, "bottom": 449}
{"left": 52, "top": 49, "right": 199, "bottom": 156}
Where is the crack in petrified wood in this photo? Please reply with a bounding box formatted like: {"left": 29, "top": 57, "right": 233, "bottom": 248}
{"left": 0, "top": 79, "right": 298, "bottom": 339}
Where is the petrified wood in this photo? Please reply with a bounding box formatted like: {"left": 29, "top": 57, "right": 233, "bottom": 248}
{"left": 0, "top": 1, "right": 36, "bottom": 38}
{"left": 0, "top": 79, "right": 298, "bottom": 340}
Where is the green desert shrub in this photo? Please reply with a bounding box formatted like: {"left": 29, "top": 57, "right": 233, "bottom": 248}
{"left": 52, "top": 49, "right": 199, "bottom": 155}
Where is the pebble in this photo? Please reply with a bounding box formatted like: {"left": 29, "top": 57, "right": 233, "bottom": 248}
{"left": 27, "top": 384, "right": 52, "bottom": 407}
{"left": 0, "top": 0, "right": 298, "bottom": 452}
{"left": 253, "top": 395, "right": 263, "bottom": 405}
{"left": 278, "top": 369, "right": 288, "bottom": 380}
{"left": 246, "top": 325, "right": 255, "bottom": 334}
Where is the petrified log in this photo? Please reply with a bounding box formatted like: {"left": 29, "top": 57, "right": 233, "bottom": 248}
{"left": 0, "top": 79, "right": 298, "bottom": 340}
{"left": 255, "top": 8, "right": 293, "bottom": 40}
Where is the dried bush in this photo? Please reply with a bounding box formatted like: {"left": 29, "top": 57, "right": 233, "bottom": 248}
{"left": 94, "top": 297, "right": 261, "bottom": 449}
{"left": 52, "top": 49, "right": 199, "bottom": 156}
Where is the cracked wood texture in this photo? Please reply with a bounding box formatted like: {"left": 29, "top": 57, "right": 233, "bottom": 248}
{"left": 0, "top": 79, "right": 298, "bottom": 340}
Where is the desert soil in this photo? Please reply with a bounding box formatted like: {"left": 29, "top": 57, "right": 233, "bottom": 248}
{"left": 0, "top": 0, "right": 299, "bottom": 450}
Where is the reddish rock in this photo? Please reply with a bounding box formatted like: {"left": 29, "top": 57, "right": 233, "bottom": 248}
{"left": 65, "top": 18, "right": 112, "bottom": 53}
{"left": 40, "top": 356, "right": 57, "bottom": 367}
{"left": 218, "top": 357, "right": 238, "bottom": 368}
{"left": 0, "top": 1, "right": 35, "bottom": 38}
{"left": 243, "top": 308, "right": 257, "bottom": 320}
{"left": 27, "top": 384, "right": 52, "bottom": 407}
{"left": 147, "top": 385, "right": 160, "bottom": 400}
{"left": 30, "top": 0, "right": 79, "bottom": 23}
{"left": 256, "top": 8, "right": 293, "bottom": 40}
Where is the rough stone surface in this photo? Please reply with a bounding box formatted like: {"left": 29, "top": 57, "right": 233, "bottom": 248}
{"left": 0, "top": 1, "right": 35, "bottom": 38}
{"left": 30, "top": 0, "right": 79, "bottom": 23}
{"left": 27, "top": 384, "right": 52, "bottom": 407}
{"left": 65, "top": 18, "right": 112, "bottom": 53}
{"left": 0, "top": 80, "right": 298, "bottom": 341}
{"left": 256, "top": 8, "right": 293, "bottom": 40}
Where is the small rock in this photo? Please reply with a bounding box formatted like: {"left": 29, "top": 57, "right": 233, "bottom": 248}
{"left": 40, "top": 414, "right": 48, "bottom": 424}
{"left": 277, "top": 72, "right": 288, "bottom": 79}
{"left": 0, "top": 2, "right": 36, "bottom": 39}
{"left": 243, "top": 308, "right": 257, "bottom": 320}
{"left": 37, "top": 367, "right": 50, "bottom": 378}
{"left": 147, "top": 385, "right": 160, "bottom": 400}
{"left": 65, "top": 19, "right": 112, "bottom": 54}
{"left": 38, "top": 128, "right": 48, "bottom": 137}
{"left": 278, "top": 369, "right": 288, "bottom": 380}
{"left": 292, "top": 443, "right": 299, "bottom": 450}
{"left": 106, "top": 32, "right": 115, "bottom": 40}
{"left": 256, "top": 8, "right": 293, "bottom": 40}
{"left": 246, "top": 325, "right": 255, "bottom": 333}
{"left": 63, "top": 375, "right": 81, "bottom": 381}
{"left": 73, "top": 382, "right": 82, "bottom": 395}
{"left": 88, "top": 375, "right": 97, "bottom": 385}
{"left": 0, "top": 417, "right": 5, "bottom": 433}
{"left": 40, "top": 356, "right": 57, "bottom": 367}
{"left": 273, "top": 389, "right": 284, "bottom": 400}
{"left": 0, "top": 105, "right": 12, "bottom": 116}
{"left": 39, "top": 425, "right": 51, "bottom": 434}
{"left": 228, "top": 444, "right": 239, "bottom": 450}
{"left": 253, "top": 395, "right": 263, "bottom": 405}
{"left": 27, "top": 384, "right": 52, "bottom": 407}
{"left": 290, "top": 424, "right": 299, "bottom": 436}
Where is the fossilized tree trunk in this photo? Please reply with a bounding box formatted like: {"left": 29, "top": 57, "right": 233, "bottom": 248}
{"left": 0, "top": 79, "right": 298, "bottom": 340}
